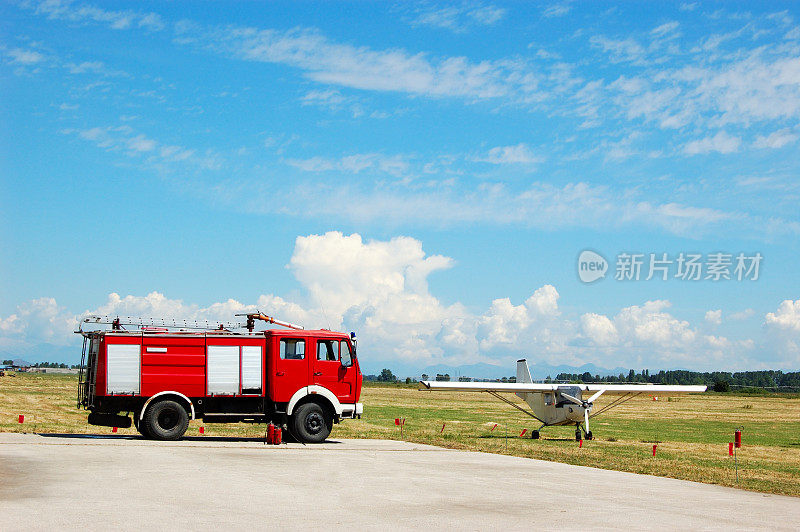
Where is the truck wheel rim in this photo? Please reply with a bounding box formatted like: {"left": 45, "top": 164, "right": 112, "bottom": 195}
{"left": 158, "top": 409, "right": 178, "bottom": 430}
{"left": 305, "top": 412, "right": 323, "bottom": 434}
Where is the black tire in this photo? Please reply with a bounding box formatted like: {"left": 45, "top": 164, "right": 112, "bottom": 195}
{"left": 144, "top": 400, "right": 189, "bottom": 441}
{"left": 575, "top": 430, "right": 582, "bottom": 441}
{"left": 586, "top": 431, "right": 593, "bottom": 441}
{"left": 291, "top": 402, "right": 332, "bottom": 443}
{"left": 531, "top": 430, "right": 540, "bottom": 440}
{"left": 133, "top": 412, "right": 151, "bottom": 439}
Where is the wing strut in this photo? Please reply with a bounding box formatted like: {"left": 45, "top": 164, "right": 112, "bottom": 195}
{"left": 589, "top": 392, "right": 643, "bottom": 418}
{"left": 486, "top": 391, "right": 544, "bottom": 424}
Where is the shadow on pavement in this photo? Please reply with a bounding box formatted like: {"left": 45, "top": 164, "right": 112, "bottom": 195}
{"left": 34, "top": 433, "right": 342, "bottom": 444}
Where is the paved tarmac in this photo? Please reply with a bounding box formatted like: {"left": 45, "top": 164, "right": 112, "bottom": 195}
{"left": 1, "top": 432, "right": 798, "bottom": 530}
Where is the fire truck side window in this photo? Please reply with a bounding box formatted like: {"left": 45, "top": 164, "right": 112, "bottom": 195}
{"left": 280, "top": 339, "right": 305, "bottom": 360}
{"left": 317, "top": 340, "right": 338, "bottom": 361}
{"left": 340, "top": 341, "right": 352, "bottom": 367}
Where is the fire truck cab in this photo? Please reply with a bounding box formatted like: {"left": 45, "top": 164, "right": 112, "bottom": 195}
{"left": 76, "top": 314, "right": 363, "bottom": 443}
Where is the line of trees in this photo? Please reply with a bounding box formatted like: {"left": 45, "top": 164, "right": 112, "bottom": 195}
{"left": 366, "top": 367, "right": 800, "bottom": 391}
{"left": 553, "top": 369, "right": 800, "bottom": 389}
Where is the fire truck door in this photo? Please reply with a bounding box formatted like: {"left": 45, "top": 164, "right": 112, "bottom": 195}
{"left": 271, "top": 337, "right": 309, "bottom": 403}
{"left": 311, "top": 339, "right": 354, "bottom": 402}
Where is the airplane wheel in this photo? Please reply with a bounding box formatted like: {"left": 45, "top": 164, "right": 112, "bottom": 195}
{"left": 575, "top": 430, "right": 582, "bottom": 441}
{"left": 531, "top": 430, "right": 540, "bottom": 440}
{"left": 586, "top": 431, "right": 593, "bottom": 441}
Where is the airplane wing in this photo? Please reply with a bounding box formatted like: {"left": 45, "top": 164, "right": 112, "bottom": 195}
{"left": 418, "top": 381, "right": 707, "bottom": 395}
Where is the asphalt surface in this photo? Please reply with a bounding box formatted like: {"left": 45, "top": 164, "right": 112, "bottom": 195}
{"left": 1, "top": 433, "right": 798, "bottom": 531}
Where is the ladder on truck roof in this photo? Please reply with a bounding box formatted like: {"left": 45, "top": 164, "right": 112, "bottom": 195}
{"left": 78, "top": 312, "right": 304, "bottom": 333}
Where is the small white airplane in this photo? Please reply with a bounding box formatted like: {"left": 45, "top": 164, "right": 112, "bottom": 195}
{"left": 419, "top": 359, "right": 707, "bottom": 441}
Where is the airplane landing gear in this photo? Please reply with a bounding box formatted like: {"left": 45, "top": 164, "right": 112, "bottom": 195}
{"left": 586, "top": 431, "right": 593, "bottom": 440}
{"left": 531, "top": 430, "right": 540, "bottom": 439}
{"left": 575, "top": 428, "right": 582, "bottom": 441}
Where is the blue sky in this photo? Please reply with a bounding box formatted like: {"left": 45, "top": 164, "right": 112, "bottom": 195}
{"left": 2, "top": 1, "right": 800, "bottom": 374}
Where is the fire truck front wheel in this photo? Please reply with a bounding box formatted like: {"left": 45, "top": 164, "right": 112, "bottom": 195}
{"left": 144, "top": 400, "right": 189, "bottom": 441}
{"left": 133, "top": 412, "right": 151, "bottom": 439}
{"left": 291, "top": 402, "right": 332, "bottom": 443}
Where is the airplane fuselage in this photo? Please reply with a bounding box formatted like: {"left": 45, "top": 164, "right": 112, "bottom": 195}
{"left": 518, "top": 386, "right": 589, "bottom": 426}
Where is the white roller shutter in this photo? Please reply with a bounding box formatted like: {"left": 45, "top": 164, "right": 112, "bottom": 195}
{"left": 207, "top": 345, "right": 240, "bottom": 395}
{"left": 106, "top": 344, "right": 140, "bottom": 395}
{"left": 241, "top": 346, "right": 262, "bottom": 393}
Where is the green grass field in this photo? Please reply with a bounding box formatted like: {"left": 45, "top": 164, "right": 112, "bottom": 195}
{"left": 2, "top": 374, "right": 799, "bottom": 496}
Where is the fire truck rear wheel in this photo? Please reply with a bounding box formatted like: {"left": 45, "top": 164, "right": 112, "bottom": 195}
{"left": 292, "top": 402, "right": 332, "bottom": 443}
{"left": 144, "top": 400, "right": 189, "bottom": 441}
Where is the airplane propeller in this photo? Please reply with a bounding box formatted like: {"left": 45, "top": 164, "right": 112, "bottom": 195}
{"left": 560, "top": 392, "right": 583, "bottom": 406}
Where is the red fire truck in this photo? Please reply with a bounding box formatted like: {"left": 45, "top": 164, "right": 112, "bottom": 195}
{"left": 76, "top": 313, "right": 363, "bottom": 443}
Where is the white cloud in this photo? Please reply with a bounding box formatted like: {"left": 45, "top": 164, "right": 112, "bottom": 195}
{"left": 542, "top": 4, "right": 570, "bottom": 18}
{"left": 0, "top": 297, "right": 76, "bottom": 348}
{"left": 6, "top": 48, "right": 46, "bottom": 64}
{"left": 226, "top": 180, "right": 741, "bottom": 238}
{"left": 474, "top": 143, "right": 543, "bottom": 166}
{"left": 127, "top": 134, "right": 156, "bottom": 152}
{"left": 730, "top": 308, "right": 755, "bottom": 321}
{"left": 287, "top": 153, "right": 410, "bottom": 177}
{"left": 32, "top": 0, "right": 165, "bottom": 31}
{"left": 411, "top": 4, "right": 506, "bottom": 32}
{"left": 589, "top": 36, "right": 646, "bottom": 64}
{"left": 764, "top": 299, "right": 800, "bottom": 365}
{"left": 765, "top": 299, "right": 800, "bottom": 333}
{"left": 3, "top": 233, "right": 795, "bottom": 370}
{"left": 65, "top": 126, "right": 214, "bottom": 170}
{"left": 753, "top": 129, "right": 798, "bottom": 149}
{"left": 177, "top": 23, "right": 539, "bottom": 101}
{"left": 651, "top": 21, "right": 680, "bottom": 37}
{"left": 580, "top": 313, "right": 619, "bottom": 345}
{"left": 705, "top": 309, "right": 722, "bottom": 325}
{"left": 684, "top": 131, "right": 741, "bottom": 154}
{"left": 66, "top": 61, "right": 103, "bottom": 73}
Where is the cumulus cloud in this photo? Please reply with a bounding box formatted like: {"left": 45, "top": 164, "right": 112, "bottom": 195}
{"left": 764, "top": 299, "right": 800, "bottom": 366}
{"left": 705, "top": 309, "right": 722, "bottom": 325}
{"left": 4, "top": 232, "right": 782, "bottom": 370}
{"left": 0, "top": 297, "right": 76, "bottom": 348}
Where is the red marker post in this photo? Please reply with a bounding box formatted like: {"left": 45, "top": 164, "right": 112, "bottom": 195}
{"left": 735, "top": 429, "right": 742, "bottom": 449}
{"left": 112, "top": 426, "right": 118, "bottom": 433}
{"left": 519, "top": 429, "right": 527, "bottom": 437}
{"left": 729, "top": 442, "right": 734, "bottom": 456}
{"left": 440, "top": 423, "right": 446, "bottom": 434}
{"left": 579, "top": 439, "right": 583, "bottom": 448}
{"left": 18, "top": 415, "right": 24, "bottom": 424}
{"left": 199, "top": 426, "right": 205, "bottom": 435}
{"left": 491, "top": 423, "right": 497, "bottom": 432}
{"left": 652, "top": 444, "right": 657, "bottom": 457}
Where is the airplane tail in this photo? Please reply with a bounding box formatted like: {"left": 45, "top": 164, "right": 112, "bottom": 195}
{"left": 516, "top": 359, "right": 532, "bottom": 383}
